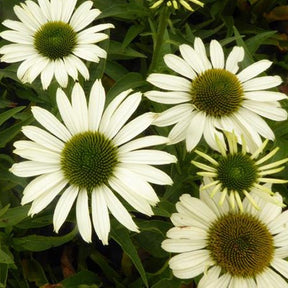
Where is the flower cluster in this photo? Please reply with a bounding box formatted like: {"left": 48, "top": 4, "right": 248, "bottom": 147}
{"left": 1, "top": 0, "right": 288, "bottom": 287}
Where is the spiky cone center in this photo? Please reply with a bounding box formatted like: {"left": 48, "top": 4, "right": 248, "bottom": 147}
{"left": 34, "top": 21, "right": 77, "bottom": 59}
{"left": 191, "top": 69, "right": 244, "bottom": 117}
{"left": 216, "top": 153, "right": 258, "bottom": 192}
{"left": 60, "top": 132, "right": 118, "bottom": 191}
{"left": 207, "top": 212, "right": 274, "bottom": 277}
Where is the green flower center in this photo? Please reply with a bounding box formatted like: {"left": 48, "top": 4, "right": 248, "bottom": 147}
{"left": 216, "top": 154, "right": 258, "bottom": 192}
{"left": 34, "top": 21, "right": 77, "bottom": 60}
{"left": 207, "top": 212, "right": 274, "bottom": 277}
{"left": 191, "top": 69, "right": 244, "bottom": 117}
{"left": 60, "top": 132, "right": 118, "bottom": 191}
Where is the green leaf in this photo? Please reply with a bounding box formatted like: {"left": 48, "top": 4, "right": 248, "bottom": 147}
{"left": 0, "top": 250, "right": 14, "bottom": 264}
{"left": 12, "top": 228, "right": 77, "bottom": 252}
{"left": 0, "top": 106, "right": 25, "bottom": 126}
{"left": 0, "top": 116, "right": 33, "bottom": 148}
{"left": 110, "top": 222, "right": 148, "bottom": 287}
{"left": 61, "top": 270, "right": 102, "bottom": 288}
{"left": 106, "top": 72, "right": 145, "bottom": 102}
{"left": 122, "top": 25, "right": 145, "bottom": 49}
{"left": 232, "top": 26, "right": 254, "bottom": 67}
{"left": 245, "top": 31, "right": 277, "bottom": 54}
{"left": 0, "top": 205, "right": 30, "bottom": 228}
{"left": 109, "top": 41, "right": 146, "bottom": 59}
{"left": 0, "top": 264, "right": 8, "bottom": 288}
{"left": 22, "top": 258, "right": 47, "bottom": 287}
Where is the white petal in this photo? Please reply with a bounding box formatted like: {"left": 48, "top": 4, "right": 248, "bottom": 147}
{"left": 22, "top": 126, "right": 64, "bottom": 152}
{"left": 179, "top": 43, "right": 208, "bottom": 74}
{"left": 169, "top": 249, "right": 210, "bottom": 270}
{"left": 118, "top": 150, "right": 177, "bottom": 165}
{"left": 256, "top": 268, "right": 288, "bottom": 288}
{"left": 54, "top": 59, "right": 68, "bottom": 88}
{"left": 71, "top": 82, "right": 88, "bottom": 132}
{"left": 17, "top": 55, "right": 40, "bottom": 82}
{"left": 147, "top": 73, "right": 191, "bottom": 92}
{"left": 50, "top": 0, "right": 62, "bottom": 21}
{"left": 70, "top": 2, "right": 100, "bottom": 32}
{"left": 109, "top": 177, "right": 154, "bottom": 216}
{"left": 113, "top": 113, "right": 157, "bottom": 146}
{"left": 237, "top": 107, "right": 274, "bottom": 139}
{"left": 237, "top": 60, "right": 272, "bottom": 83}
{"left": 243, "top": 75, "right": 282, "bottom": 91}
{"left": 242, "top": 100, "right": 287, "bottom": 121}
{"left": 13, "top": 4, "right": 39, "bottom": 31}
{"left": 88, "top": 79, "right": 105, "bottom": 131}
{"left": 118, "top": 135, "right": 168, "bottom": 154}
{"left": 164, "top": 54, "right": 197, "bottom": 80}
{"left": 10, "top": 161, "right": 60, "bottom": 177}
{"left": 1, "top": 19, "right": 33, "bottom": 34}
{"left": 203, "top": 117, "right": 226, "bottom": 152}
{"left": 210, "top": 40, "right": 224, "bottom": 69}
{"left": 63, "top": 56, "right": 78, "bottom": 80}
{"left": 153, "top": 103, "right": 194, "bottom": 127}
{"left": 225, "top": 46, "right": 244, "bottom": 74}
{"left": 103, "top": 185, "right": 139, "bottom": 232}
{"left": 179, "top": 194, "right": 217, "bottom": 223}
{"left": 193, "top": 37, "right": 212, "bottom": 70}
{"left": 31, "top": 106, "right": 71, "bottom": 141}
{"left": 76, "top": 189, "right": 92, "bottom": 243}
{"left": 114, "top": 167, "right": 159, "bottom": 204}
{"left": 56, "top": 88, "right": 79, "bottom": 135}
{"left": 99, "top": 89, "right": 132, "bottom": 133}
{"left": 53, "top": 185, "right": 78, "bottom": 233}
{"left": 161, "top": 238, "right": 206, "bottom": 253}
{"left": 22, "top": 171, "right": 66, "bottom": 204}
{"left": 91, "top": 187, "right": 110, "bottom": 245}
{"left": 67, "top": 55, "right": 89, "bottom": 80}
{"left": 103, "top": 92, "right": 141, "bottom": 139}
{"left": 271, "top": 257, "right": 288, "bottom": 279}
{"left": 40, "top": 61, "right": 55, "bottom": 90}
{"left": 60, "top": 0, "right": 77, "bottom": 22}
{"left": 198, "top": 266, "right": 221, "bottom": 288}
{"left": 168, "top": 114, "right": 193, "bottom": 144}
{"left": 28, "top": 179, "right": 67, "bottom": 216}
{"left": 38, "top": 0, "right": 51, "bottom": 20}
{"left": 145, "top": 90, "right": 191, "bottom": 104}
{"left": 244, "top": 91, "right": 287, "bottom": 102}
{"left": 117, "top": 163, "right": 172, "bottom": 185}
{"left": 76, "top": 24, "right": 114, "bottom": 43}
{"left": 186, "top": 112, "right": 206, "bottom": 151}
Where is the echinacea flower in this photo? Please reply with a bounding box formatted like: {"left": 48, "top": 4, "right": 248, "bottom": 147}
{"left": 0, "top": 0, "right": 114, "bottom": 89}
{"left": 10, "top": 79, "right": 176, "bottom": 244}
{"left": 150, "top": 0, "right": 204, "bottom": 11}
{"left": 145, "top": 37, "right": 287, "bottom": 152}
{"left": 192, "top": 132, "right": 288, "bottom": 210}
{"left": 162, "top": 191, "right": 288, "bottom": 287}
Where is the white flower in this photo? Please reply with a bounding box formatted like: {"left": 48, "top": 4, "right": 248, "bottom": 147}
{"left": 0, "top": 0, "right": 114, "bottom": 89}
{"left": 192, "top": 131, "right": 288, "bottom": 211}
{"left": 150, "top": 0, "right": 204, "bottom": 11}
{"left": 145, "top": 37, "right": 287, "bottom": 152}
{"left": 162, "top": 191, "right": 288, "bottom": 287}
{"left": 10, "top": 79, "right": 176, "bottom": 244}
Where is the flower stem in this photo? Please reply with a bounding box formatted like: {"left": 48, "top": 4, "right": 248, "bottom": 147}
{"left": 149, "top": 7, "right": 171, "bottom": 73}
